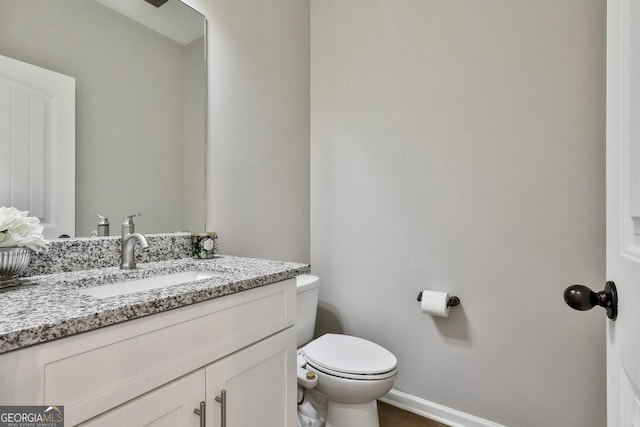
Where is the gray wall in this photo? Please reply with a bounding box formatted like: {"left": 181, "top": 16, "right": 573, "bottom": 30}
{"left": 187, "top": 0, "right": 310, "bottom": 263}
{"left": 0, "top": 0, "right": 205, "bottom": 236}
{"left": 310, "top": 1, "right": 606, "bottom": 426}
{"left": 125, "top": 0, "right": 603, "bottom": 424}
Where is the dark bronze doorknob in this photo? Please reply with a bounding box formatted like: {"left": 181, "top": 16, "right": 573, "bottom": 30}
{"left": 563, "top": 281, "right": 617, "bottom": 320}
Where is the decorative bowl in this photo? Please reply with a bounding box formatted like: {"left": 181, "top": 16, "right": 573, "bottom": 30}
{"left": 0, "top": 247, "right": 31, "bottom": 288}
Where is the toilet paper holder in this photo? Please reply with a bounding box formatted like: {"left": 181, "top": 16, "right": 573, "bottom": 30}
{"left": 417, "top": 291, "right": 461, "bottom": 308}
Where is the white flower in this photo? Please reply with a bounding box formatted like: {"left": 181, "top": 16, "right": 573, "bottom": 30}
{"left": 0, "top": 207, "right": 49, "bottom": 252}
{"left": 0, "top": 231, "right": 17, "bottom": 247}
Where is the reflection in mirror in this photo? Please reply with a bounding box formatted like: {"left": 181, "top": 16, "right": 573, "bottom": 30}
{"left": 0, "top": 0, "right": 206, "bottom": 237}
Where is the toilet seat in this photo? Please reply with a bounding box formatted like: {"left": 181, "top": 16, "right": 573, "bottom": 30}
{"left": 302, "top": 334, "right": 397, "bottom": 381}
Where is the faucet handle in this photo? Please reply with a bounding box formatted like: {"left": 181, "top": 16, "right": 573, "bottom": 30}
{"left": 95, "top": 214, "right": 109, "bottom": 225}
{"left": 122, "top": 214, "right": 142, "bottom": 234}
{"left": 123, "top": 213, "right": 141, "bottom": 224}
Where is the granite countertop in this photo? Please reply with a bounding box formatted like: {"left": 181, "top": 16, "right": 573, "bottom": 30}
{"left": 0, "top": 255, "right": 310, "bottom": 355}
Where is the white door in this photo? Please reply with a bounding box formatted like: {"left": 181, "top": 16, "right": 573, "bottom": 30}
{"left": 205, "top": 328, "right": 297, "bottom": 427}
{"left": 606, "top": 0, "right": 640, "bottom": 424}
{"left": 0, "top": 55, "right": 75, "bottom": 238}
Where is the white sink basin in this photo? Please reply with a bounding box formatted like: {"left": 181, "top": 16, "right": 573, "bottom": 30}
{"left": 80, "top": 271, "right": 218, "bottom": 299}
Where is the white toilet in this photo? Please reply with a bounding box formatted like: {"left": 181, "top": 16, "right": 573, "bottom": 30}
{"left": 296, "top": 274, "right": 398, "bottom": 427}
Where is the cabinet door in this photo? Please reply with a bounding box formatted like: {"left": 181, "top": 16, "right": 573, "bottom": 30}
{"left": 206, "top": 328, "right": 297, "bottom": 427}
{"left": 80, "top": 370, "right": 205, "bottom": 427}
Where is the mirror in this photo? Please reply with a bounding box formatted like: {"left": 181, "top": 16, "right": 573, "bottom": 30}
{"left": 0, "top": 0, "right": 206, "bottom": 237}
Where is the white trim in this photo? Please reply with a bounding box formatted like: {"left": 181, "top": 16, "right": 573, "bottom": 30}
{"left": 380, "top": 388, "right": 506, "bottom": 427}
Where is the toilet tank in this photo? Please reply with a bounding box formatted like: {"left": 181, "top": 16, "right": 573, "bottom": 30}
{"left": 296, "top": 274, "right": 320, "bottom": 347}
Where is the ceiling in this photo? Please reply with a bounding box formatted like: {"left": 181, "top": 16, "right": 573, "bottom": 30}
{"left": 94, "top": 0, "right": 204, "bottom": 45}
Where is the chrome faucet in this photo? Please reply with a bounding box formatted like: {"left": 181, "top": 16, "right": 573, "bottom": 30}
{"left": 120, "top": 214, "right": 150, "bottom": 270}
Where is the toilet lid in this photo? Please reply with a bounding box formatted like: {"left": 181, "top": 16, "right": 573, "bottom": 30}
{"left": 302, "top": 334, "right": 397, "bottom": 376}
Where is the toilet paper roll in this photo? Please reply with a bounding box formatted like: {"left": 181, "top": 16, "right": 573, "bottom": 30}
{"left": 420, "top": 290, "right": 450, "bottom": 318}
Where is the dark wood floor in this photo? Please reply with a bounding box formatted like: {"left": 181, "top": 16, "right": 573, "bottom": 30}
{"left": 378, "top": 401, "right": 450, "bottom": 427}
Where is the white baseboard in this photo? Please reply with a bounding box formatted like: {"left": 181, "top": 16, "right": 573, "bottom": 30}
{"left": 380, "top": 388, "right": 506, "bottom": 427}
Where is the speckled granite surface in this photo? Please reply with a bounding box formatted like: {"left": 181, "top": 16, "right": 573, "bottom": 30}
{"left": 23, "top": 233, "right": 193, "bottom": 276}
{"left": 0, "top": 253, "right": 310, "bottom": 354}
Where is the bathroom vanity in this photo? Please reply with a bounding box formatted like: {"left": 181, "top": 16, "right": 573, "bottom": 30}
{"left": 0, "top": 234, "right": 309, "bottom": 426}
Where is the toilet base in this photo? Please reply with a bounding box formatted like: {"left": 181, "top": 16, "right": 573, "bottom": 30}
{"left": 326, "top": 400, "right": 380, "bottom": 427}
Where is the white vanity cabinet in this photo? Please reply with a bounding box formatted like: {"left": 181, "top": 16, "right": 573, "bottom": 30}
{"left": 81, "top": 329, "right": 295, "bottom": 427}
{"left": 0, "top": 278, "right": 297, "bottom": 427}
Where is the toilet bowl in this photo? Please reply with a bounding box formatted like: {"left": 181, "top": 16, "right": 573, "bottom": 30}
{"left": 296, "top": 275, "right": 398, "bottom": 427}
